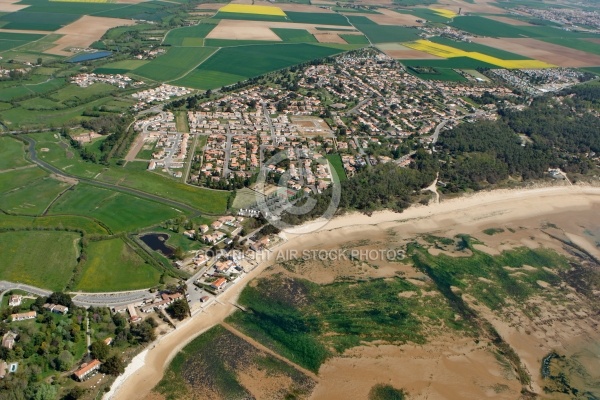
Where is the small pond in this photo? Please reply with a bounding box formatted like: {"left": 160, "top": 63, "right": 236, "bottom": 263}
{"left": 139, "top": 233, "right": 174, "bottom": 257}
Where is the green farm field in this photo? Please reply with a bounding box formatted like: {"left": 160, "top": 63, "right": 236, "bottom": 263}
{"left": 48, "top": 184, "right": 182, "bottom": 233}
{"left": 402, "top": 57, "right": 497, "bottom": 70}
{"left": 176, "top": 43, "right": 345, "bottom": 89}
{"left": 286, "top": 11, "right": 350, "bottom": 26}
{"left": 0, "top": 176, "right": 70, "bottom": 215}
{"left": 340, "top": 34, "right": 370, "bottom": 44}
{"left": 0, "top": 213, "right": 108, "bottom": 235}
{"left": 348, "top": 19, "right": 419, "bottom": 43}
{"left": 428, "top": 36, "right": 534, "bottom": 60}
{"left": 164, "top": 23, "right": 217, "bottom": 46}
{"left": 0, "top": 230, "right": 79, "bottom": 291}
{"left": 272, "top": 28, "right": 317, "bottom": 43}
{"left": 134, "top": 46, "right": 217, "bottom": 81}
{"left": 0, "top": 136, "right": 30, "bottom": 170}
{"left": 0, "top": 167, "right": 47, "bottom": 194}
{"left": 75, "top": 238, "right": 161, "bottom": 292}
{"left": 94, "top": 59, "right": 149, "bottom": 75}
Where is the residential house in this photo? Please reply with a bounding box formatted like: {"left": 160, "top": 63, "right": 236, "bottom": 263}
{"left": 11, "top": 311, "right": 36, "bottom": 322}
{"left": 73, "top": 359, "right": 101, "bottom": 381}
{"left": 127, "top": 304, "right": 141, "bottom": 323}
{"left": 8, "top": 295, "right": 22, "bottom": 307}
{"left": 210, "top": 277, "right": 228, "bottom": 290}
{"left": 1, "top": 332, "right": 17, "bottom": 350}
{"left": 43, "top": 303, "right": 68, "bottom": 315}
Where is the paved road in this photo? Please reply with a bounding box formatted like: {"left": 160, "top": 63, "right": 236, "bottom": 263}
{"left": 0, "top": 280, "right": 157, "bottom": 307}
{"left": 430, "top": 119, "right": 449, "bottom": 145}
{"left": 20, "top": 135, "right": 203, "bottom": 216}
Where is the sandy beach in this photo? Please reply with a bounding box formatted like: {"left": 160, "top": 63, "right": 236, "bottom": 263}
{"left": 110, "top": 184, "right": 600, "bottom": 400}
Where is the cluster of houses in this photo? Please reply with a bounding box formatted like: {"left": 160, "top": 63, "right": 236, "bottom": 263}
{"left": 132, "top": 84, "right": 190, "bottom": 109}
{"left": 195, "top": 216, "right": 243, "bottom": 245}
{"left": 112, "top": 292, "right": 184, "bottom": 323}
{"left": 71, "top": 73, "right": 137, "bottom": 88}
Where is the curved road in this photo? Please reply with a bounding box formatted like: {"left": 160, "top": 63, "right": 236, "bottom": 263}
{"left": 0, "top": 280, "right": 153, "bottom": 308}
{"left": 20, "top": 135, "right": 202, "bottom": 216}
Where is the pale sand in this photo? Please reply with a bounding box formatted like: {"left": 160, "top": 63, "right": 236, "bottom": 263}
{"left": 45, "top": 16, "right": 135, "bottom": 56}
{"left": 110, "top": 184, "right": 600, "bottom": 400}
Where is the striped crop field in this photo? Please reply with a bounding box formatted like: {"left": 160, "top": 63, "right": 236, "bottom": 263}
{"left": 403, "top": 39, "right": 554, "bottom": 69}
{"left": 218, "top": 4, "right": 286, "bottom": 16}
{"left": 430, "top": 8, "right": 457, "bottom": 19}
{"left": 50, "top": 0, "right": 112, "bottom": 2}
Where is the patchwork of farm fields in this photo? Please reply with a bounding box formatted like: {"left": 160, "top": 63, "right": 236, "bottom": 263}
{"left": 403, "top": 39, "right": 554, "bottom": 69}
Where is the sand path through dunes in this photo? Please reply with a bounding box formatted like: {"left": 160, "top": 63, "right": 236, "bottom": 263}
{"left": 109, "top": 184, "right": 600, "bottom": 400}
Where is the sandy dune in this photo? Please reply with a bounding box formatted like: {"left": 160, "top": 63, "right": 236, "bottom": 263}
{"left": 109, "top": 184, "right": 600, "bottom": 400}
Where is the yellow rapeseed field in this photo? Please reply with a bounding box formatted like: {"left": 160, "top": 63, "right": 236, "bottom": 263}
{"left": 403, "top": 39, "right": 554, "bottom": 69}
{"left": 430, "top": 8, "right": 457, "bottom": 19}
{"left": 219, "top": 4, "right": 287, "bottom": 16}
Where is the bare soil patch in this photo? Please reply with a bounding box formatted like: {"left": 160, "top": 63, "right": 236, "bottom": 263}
{"left": 472, "top": 37, "right": 600, "bottom": 67}
{"left": 206, "top": 22, "right": 282, "bottom": 41}
{"left": 314, "top": 32, "right": 347, "bottom": 44}
{"left": 45, "top": 16, "right": 135, "bottom": 56}
{"left": 0, "top": 0, "right": 28, "bottom": 12}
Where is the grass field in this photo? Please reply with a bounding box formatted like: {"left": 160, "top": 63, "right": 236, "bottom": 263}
{"left": 219, "top": 4, "right": 286, "bottom": 16}
{"left": 50, "top": 82, "right": 117, "bottom": 103}
{"left": 0, "top": 176, "right": 70, "bottom": 215}
{"left": 133, "top": 46, "right": 217, "bottom": 81}
{"left": 0, "top": 167, "right": 47, "bottom": 194}
{"left": 75, "top": 238, "right": 161, "bottom": 292}
{"left": 94, "top": 59, "right": 148, "bottom": 75}
{"left": 0, "top": 213, "right": 108, "bottom": 234}
{"left": 176, "top": 43, "right": 345, "bottom": 89}
{"left": 403, "top": 39, "right": 553, "bottom": 69}
{"left": 272, "top": 28, "right": 317, "bottom": 43}
{"left": 339, "top": 34, "right": 370, "bottom": 44}
{"left": 326, "top": 153, "right": 347, "bottom": 182}
{"left": 0, "top": 231, "right": 79, "bottom": 290}
{"left": 48, "top": 184, "right": 183, "bottom": 233}
{"left": 0, "top": 137, "right": 30, "bottom": 170}
{"left": 163, "top": 23, "right": 217, "bottom": 46}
